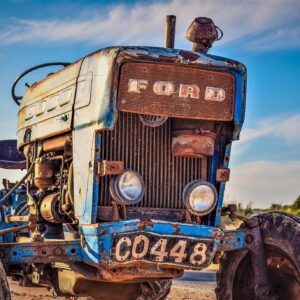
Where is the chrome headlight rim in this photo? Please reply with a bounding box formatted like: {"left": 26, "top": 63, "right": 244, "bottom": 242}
{"left": 183, "top": 180, "right": 218, "bottom": 216}
{"left": 110, "top": 169, "right": 145, "bottom": 205}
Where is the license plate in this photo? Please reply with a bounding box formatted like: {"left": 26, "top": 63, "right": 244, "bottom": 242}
{"left": 111, "top": 232, "right": 214, "bottom": 267}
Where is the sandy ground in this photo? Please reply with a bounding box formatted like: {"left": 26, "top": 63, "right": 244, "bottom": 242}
{"left": 8, "top": 278, "right": 216, "bottom": 300}
{"left": 168, "top": 280, "right": 216, "bottom": 300}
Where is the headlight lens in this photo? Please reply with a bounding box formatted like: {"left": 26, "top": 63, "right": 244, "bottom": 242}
{"left": 183, "top": 180, "right": 217, "bottom": 216}
{"left": 110, "top": 170, "right": 144, "bottom": 205}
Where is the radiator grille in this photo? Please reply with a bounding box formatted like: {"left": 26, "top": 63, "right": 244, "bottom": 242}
{"left": 99, "top": 112, "right": 206, "bottom": 209}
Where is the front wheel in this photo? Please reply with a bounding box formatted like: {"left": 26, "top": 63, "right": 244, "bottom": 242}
{"left": 216, "top": 212, "right": 300, "bottom": 300}
{"left": 0, "top": 259, "right": 11, "bottom": 300}
{"left": 137, "top": 280, "right": 172, "bottom": 300}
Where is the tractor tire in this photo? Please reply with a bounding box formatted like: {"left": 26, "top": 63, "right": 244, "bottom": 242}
{"left": 136, "top": 279, "right": 172, "bottom": 300}
{"left": 216, "top": 212, "right": 300, "bottom": 300}
{"left": 0, "top": 259, "right": 11, "bottom": 300}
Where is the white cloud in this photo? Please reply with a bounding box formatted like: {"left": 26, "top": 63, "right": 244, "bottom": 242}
{"left": 233, "top": 113, "right": 300, "bottom": 155}
{"left": 0, "top": 0, "right": 299, "bottom": 51}
{"left": 226, "top": 113, "right": 300, "bottom": 208}
{"left": 225, "top": 160, "right": 300, "bottom": 208}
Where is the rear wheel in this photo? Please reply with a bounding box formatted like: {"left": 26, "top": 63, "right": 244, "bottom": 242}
{"left": 216, "top": 212, "right": 300, "bottom": 300}
{"left": 0, "top": 259, "right": 11, "bottom": 300}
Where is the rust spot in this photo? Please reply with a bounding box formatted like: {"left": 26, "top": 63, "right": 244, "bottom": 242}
{"left": 245, "top": 234, "right": 254, "bottom": 244}
{"left": 98, "top": 160, "right": 124, "bottom": 176}
{"left": 173, "top": 223, "right": 180, "bottom": 235}
{"left": 117, "top": 62, "right": 235, "bottom": 121}
{"left": 178, "top": 50, "right": 200, "bottom": 61}
{"left": 54, "top": 247, "right": 63, "bottom": 256}
{"left": 172, "top": 133, "right": 215, "bottom": 158}
{"left": 216, "top": 168, "right": 230, "bottom": 182}
{"left": 34, "top": 158, "right": 55, "bottom": 189}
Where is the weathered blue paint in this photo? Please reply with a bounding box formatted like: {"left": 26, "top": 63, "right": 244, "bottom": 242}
{"left": 232, "top": 70, "right": 246, "bottom": 140}
{"left": 0, "top": 188, "right": 27, "bottom": 242}
{"left": 79, "top": 219, "right": 140, "bottom": 236}
{"left": 215, "top": 143, "right": 232, "bottom": 226}
{"left": 145, "top": 221, "right": 222, "bottom": 238}
{"left": 0, "top": 240, "right": 82, "bottom": 264}
{"left": 221, "top": 230, "right": 245, "bottom": 251}
{"left": 80, "top": 219, "right": 244, "bottom": 266}
{"left": 91, "top": 134, "right": 101, "bottom": 224}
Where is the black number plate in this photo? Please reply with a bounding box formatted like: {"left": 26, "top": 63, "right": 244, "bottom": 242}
{"left": 111, "top": 232, "right": 215, "bottom": 267}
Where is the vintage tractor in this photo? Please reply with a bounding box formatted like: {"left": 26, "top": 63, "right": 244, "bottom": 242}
{"left": 0, "top": 16, "right": 299, "bottom": 300}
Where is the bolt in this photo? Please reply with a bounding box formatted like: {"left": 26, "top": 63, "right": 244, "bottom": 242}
{"left": 245, "top": 234, "right": 254, "bottom": 244}
{"left": 54, "top": 247, "right": 63, "bottom": 256}
{"left": 61, "top": 114, "right": 68, "bottom": 122}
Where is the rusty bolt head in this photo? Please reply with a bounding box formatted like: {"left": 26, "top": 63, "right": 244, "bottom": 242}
{"left": 245, "top": 234, "right": 254, "bottom": 244}
{"left": 213, "top": 252, "right": 222, "bottom": 264}
{"left": 54, "top": 247, "right": 63, "bottom": 256}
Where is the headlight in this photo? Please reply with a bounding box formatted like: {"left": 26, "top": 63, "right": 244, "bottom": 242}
{"left": 183, "top": 180, "right": 217, "bottom": 216}
{"left": 110, "top": 170, "right": 145, "bottom": 205}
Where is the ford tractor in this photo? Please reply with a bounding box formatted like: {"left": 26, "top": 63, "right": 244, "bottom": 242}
{"left": 0, "top": 16, "right": 299, "bottom": 300}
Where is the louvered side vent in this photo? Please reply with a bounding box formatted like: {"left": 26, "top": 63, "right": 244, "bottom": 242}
{"left": 99, "top": 112, "right": 206, "bottom": 209}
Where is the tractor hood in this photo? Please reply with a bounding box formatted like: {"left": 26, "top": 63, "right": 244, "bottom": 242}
{"left": 17, "top": 46, "right": 246, "bottom": 149}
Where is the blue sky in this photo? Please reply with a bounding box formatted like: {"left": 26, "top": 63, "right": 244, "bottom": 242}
{"left": 0, "top": 0, "right": 299, "bottom": 208}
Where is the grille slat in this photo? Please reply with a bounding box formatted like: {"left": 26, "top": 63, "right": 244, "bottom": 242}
{"left": 99, "top": 112, "right": 206, "bottom": 209}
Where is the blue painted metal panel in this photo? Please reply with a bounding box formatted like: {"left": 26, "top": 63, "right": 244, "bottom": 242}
{"left": 215, "top": 143, "right": 232, "bottom": 226}
{"left": 80, "top": 219, "right": 244, "bottom": 266}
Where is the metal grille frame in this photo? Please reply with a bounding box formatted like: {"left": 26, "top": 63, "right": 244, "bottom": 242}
{"left": 99, "top": 112, "right": 207, "bottom": 210}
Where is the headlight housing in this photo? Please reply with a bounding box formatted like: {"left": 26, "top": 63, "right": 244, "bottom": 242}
{"left": 183, "top": 180, "right": 218, "bottom": 216}
{"left": 110, "top": 170, "right": 145, "bottom": 205}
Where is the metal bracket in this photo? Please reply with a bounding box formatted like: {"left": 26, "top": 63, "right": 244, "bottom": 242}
{"left": 222, "top": 204, "right": 278, "bottom": 299}
{"left": 221, "top": 204, "right": 257, "bottom": 227}
{"left": 98, "top": 160, "right": 124, "bottom": 176}
{"left": 0, "top": 240, "right": 82, "bottom": 265}
{"left": 243, "top": 225, "right": 278, "bottom": 300}
{"left": 216, "top": 168, "right": 230, "bottom": 182}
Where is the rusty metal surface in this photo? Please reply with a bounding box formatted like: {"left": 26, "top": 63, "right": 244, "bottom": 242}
{"left": 40, "top": 193, "right": 66, "bottom": 223}
{"left": 99, "top": 112, "right": 206, "bottom": 210}
{"left": 221, "top": 204, "right": 258, "bottom": 227}
{"left": 165, "top": 15, "right": 176, "bottom": 48}
{"left": 97, "top": 206, "right": 186, "bottom": 222}
{"left": 98, "top": 160, "right": 124, "bottom": 176}
{"left": 186, "top": 17, "right": 220, "bottom": 53}
{"left": 111, "top": 231, "right": 215, "bottom": 268}
{"left": 117, "top": 62, "right": 235, "bottom": 121}
{"left": 0, "top": 240, "right": 81, "bottom": 264}
{"left": 243, "top": 225, "right": 278, "bottom": 299}
{"left": 172, "top": 134, "right": 215, "bottom": 157}
{"left": 218, "top": 230, "right": 244, "bottom": 252}
{"left": 216, "top": 167, "right": 230, "bottom": 182}
{"left": 43, "top": 134, "right": 72, "bottom": 152}
{"left": 34, "top": 158, "right": 55, "bottom": 189}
